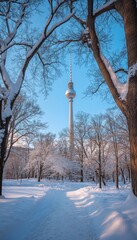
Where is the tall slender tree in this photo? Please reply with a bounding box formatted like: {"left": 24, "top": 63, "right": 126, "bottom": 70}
{"left": 74, "top": 112, "right": 90, "bottom": 182}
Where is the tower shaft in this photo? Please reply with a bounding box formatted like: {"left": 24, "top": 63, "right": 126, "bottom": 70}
{"left": 69, "top": 98, "right": 74, "bottom": 152}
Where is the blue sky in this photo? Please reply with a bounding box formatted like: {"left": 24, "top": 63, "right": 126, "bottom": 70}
{"left": 37, "top": 59, "right": 111, "bottom": 136}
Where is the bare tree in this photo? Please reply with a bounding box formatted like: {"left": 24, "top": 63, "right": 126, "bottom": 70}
{"left": 4, "top": 146, "right": 28, "bottom": 180}
{"left": 74, "top": 112, "right": 90, "bottom": 182}
{"left": 113, "top": 112, "right": 130, "bottom": 184}
{"left": 91, "top": 114, "right": 106, "bottom": 188}
{"left": 71, "top": 0, "right": 137, "bottom": 196}
{"left": 27, "top": 133, "right": 55, "bottom": 182}
{"left": 6, "top": 94, "right": 46, "bottom": 161}
{"left": 105, "top": 111, "right": 121, "bottom": 188}
{"left": 57, "top": 128, "right": 69, "bottom": 158}
{"left": 0, "top": 0, "right": 74, "bottom": 195}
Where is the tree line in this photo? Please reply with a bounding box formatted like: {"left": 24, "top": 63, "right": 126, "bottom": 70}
{"left": 4, "top": 109, "right": 130, "bottom": 189}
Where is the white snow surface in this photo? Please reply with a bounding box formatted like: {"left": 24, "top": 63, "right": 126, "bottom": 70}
{"left": 0, "top": 179, "right": 137, "bottom": 240}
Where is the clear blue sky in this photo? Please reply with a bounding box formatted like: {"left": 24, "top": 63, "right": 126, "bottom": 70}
{"left": 37, "top": 60, "right": 111, "bottom": 136}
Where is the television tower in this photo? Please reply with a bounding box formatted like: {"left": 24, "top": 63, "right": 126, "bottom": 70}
{"left": 65, "top": 51, "right": 76, "bottom": 158}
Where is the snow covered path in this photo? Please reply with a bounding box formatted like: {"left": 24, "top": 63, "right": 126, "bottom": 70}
{"left": 14, "top": 190, "right": 95, "bottom": 240}
{"left": 1, "top": 183, "right": 97, "bottom": 240}
{"left": 0, "top": 180, "right": 137, "bottom": 240}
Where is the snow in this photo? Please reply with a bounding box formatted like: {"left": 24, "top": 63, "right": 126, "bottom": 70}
{"left": 101, "top": 54, "right": 129, "bottom": 100}
{"left": 128, "top": 62, "right": 137, "bottom": 79}
{"left": 0, "top": 129, "right": 5, "bottom": 144}
{"left": 0, "top": 179, "right": 137, "bottom": 240}
{"left": 48, "top": 153, "right": 79, "bottom": 176}
{"left": 0, "top": 61, "right": 13, "bottom": 88}
{"left": 83, "top": 27, "right": 89, "bottom": 35}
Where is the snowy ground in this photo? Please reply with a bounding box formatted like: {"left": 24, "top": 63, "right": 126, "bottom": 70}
{"left": 0, "top": 179, "right": 137, "bottom": 240}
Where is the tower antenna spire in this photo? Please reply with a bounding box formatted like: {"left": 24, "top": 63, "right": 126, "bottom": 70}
{"left": 70, "top": 47, "right": 72, "bottom": 82}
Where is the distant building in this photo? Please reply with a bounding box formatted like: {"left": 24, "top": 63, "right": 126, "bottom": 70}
{"left": 4, "top": 146, "right": 29, "bottom": 179}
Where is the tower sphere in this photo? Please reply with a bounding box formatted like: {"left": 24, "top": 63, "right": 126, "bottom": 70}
{"left": 65, "top": 82, "right": 76, "bottom": 99}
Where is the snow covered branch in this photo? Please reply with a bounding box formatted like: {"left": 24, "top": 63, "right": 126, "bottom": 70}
{"left": 93, "top": 0, "right": 117, "bottom": 18}
{"left": 0, "top": 1, "right": 28, "bottom": 89}
{"left": 101, "top": 57, "right": 137, "bottom": 101}
{"left": 101, "top": 54, "right": 128, "bottom": 100}
{"left": 0, "top": 61, "right": 13, "bottom": 88}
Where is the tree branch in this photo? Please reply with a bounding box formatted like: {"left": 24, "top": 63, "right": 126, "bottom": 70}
{"left": 73, "top": 14, "right": 86, "bottom": 27}
{"left": 6, "top": 2, "right": 11, "bottom": 35}
{"left": 115, "top": 68, "right": 128, "bottom": 74}
{"left": 16, "top": 12, "right": 74, "bottom": 93}
{"left": 5, "top": 1, "right": 28, "bottom": 45}
{"left": 93, "top": 0, "right": 117, "bottom": 18}
{"left": 91, "top": 80, "right": 105, "bottom": 94}
{"left": 87, "top": 0, "right": 127, "bottom": 116}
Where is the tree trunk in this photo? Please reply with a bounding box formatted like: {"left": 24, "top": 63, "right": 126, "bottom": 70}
{"left": 98, "top": 147, "right": 102, "bottom": 188}
{"left": 80, "top": 168, "right": 83, "bottom": 182}
{"left": 37, "top": 162, "right": 43, "bottom": 182}
{"left": 0, "top": 135, "right": 5, "bottom": 195}
{"left": 112, "top": 140, "right": 119, "bottom": 188}
{"left": 0, "top": 121, "right": 9, "bottom": 195}
{"left": 102, "top": 176, "right": 106, "bottom": 186}
{"left": 112, "top": 171, "right": 115, "bottom": 182}
{"left": 127, "top": 113, "right": 137, "bottom": 196}
{"left": 0, "top": 163, "right": 4, "bottom": 195}
{"left": 80, "top": 160, "right": 84, "bottom": 182}
{"left": 120, "top": 168, "right": 126, "bottom": 184}
{"left": 37, "top": 169, "right": 40, "bottom": 182}
{"left": 98, "top": 165, "right": 102, "bottom": 188}
{"left": 127, "top": 165, "right": 131, "bottom": 183}
{"left": 121, "top": 0, "right": 137, "bottom": 196}
{"left": 115, "top": 155, "right": 119, "bottom": 189}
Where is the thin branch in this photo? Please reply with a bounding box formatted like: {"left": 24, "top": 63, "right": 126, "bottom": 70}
{"left": 6, "top": 2, "right": 11, "bottom": 35}
{"left": 91, "top": 80, "right": 105, "bottom": 94}
{"left": 73, "top": 14, "right": 86, "bottom": 27}
{"left": 115, "top": 68, "right": 128, "bottom": 74}
{"left": 16, "top": 12, "right": 74, "bottom": 92}
{"left": 37, "top": 52, "right": 62, "bottom": 67}
{"left": 11, "top": 131, "right": 34, "bottom": 146}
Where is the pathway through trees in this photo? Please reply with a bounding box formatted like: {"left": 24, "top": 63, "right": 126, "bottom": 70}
{"left": 2, "top": 186, "right": 97, "bottom": 240}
